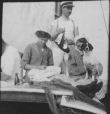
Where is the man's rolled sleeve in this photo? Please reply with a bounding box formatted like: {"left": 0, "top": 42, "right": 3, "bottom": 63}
{"left": 21, "top": 45, "right": 31, "bottom": 69}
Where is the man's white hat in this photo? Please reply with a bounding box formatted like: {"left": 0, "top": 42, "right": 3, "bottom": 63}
{"left": 60, "top": 1, "right": 74, "bottom": 8}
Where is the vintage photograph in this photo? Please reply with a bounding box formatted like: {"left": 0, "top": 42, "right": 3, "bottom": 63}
{"left": 1, "top": 1, "right": 109, "bottom": 114}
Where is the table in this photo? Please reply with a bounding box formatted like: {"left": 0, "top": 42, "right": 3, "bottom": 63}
{"left": 0, "top": 83, "right": 73, "bottom": 114}
{"left": 0, "top": 82, "right": 106, "bottom": 114}
{"left": 0, "top": 83, "right": 73, "bottom": 103}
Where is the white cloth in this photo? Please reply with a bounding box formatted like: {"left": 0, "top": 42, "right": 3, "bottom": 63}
{"left": 51, "top": 42, "right": 65, "bottom": 66}
{"left": 28, "top": 66, "right": 61, "bottom": 82}
{"left": 1, "top": 45, "right": 21, "bottom": 79}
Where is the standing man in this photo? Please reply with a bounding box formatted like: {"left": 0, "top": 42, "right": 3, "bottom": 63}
{"left": 21, "top": 30, "right": 54, "bottom": 76}
{"left": 50, "top": 1, "right": 79, "bottom": 74}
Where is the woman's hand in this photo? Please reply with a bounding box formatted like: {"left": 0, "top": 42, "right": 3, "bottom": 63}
{"left": 33, "top": 65, "right": 47, "bottom": 70}
{"left": 39, "top": 66, "right": 47, "bottom": 70}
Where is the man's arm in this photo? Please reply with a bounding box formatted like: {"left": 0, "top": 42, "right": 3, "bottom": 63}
{"left": 74, "top": 26, "right": 79, "bottom": 38}
{"left": 50, "top": 20, "right": 65, "bottom": 41}
{"left": 72, "top": 19, "right": 79, "bottom": 39}
{"left": 48, "top": 49, "right": 54, "bottom": 66}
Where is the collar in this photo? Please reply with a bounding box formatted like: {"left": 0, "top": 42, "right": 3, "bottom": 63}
{"left": 61, "top": 15, "right": 70, "bottom": 21}
{"left": 36, "top": 42, "right": 47, "bottom": 49}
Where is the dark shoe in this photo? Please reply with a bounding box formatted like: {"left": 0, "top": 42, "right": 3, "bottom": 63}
{"left": 76, "top": 80, "right": 98, "bottom": 93}
{"left": 92, "top": 81, "right": 103, "bottom": 93}
{"left": 78, "top": 81, "right": 103, "bottom": 99}
{"left": 86, "top": 81, "right": 103, "bottom": 98}
{"left": 85, "top": 79, "right": 98, "bottom": 90}
{"left": 76, "top": 85, "right": 88, "bottom": 93}
{"left": 86, "top": 92, "right": 95, "bottom": 98}
{"left": 78, "top": 79, "right": 97, "bottom": 90}
{"left": 88, "top": 81, "right": 103, "bottom": 99}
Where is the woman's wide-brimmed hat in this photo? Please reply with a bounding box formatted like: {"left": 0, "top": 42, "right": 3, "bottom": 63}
{"left": 35, "top": 30, "right": 51, "bottom": 39}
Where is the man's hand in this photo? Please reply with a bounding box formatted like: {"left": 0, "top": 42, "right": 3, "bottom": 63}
{"left": 51, "top": 28, "right": 65, "bottom": 41}
{"left": 57, "top": 28, "right": 65, "bottom": 35}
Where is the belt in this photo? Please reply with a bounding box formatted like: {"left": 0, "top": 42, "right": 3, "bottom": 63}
{"left": 66, "top": 39, "right": 75, "bottom": 45}
{"left": 70, "top": 71, "right": 86, "bottom": 76}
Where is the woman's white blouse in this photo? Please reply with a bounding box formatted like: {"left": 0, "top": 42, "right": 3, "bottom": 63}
{"left": 1, "top": 45, "right": 21, "bottom": 79}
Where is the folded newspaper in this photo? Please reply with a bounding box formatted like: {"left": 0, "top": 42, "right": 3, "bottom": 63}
{"left": 60, "top": 96, "right": 106, "bottom": 114}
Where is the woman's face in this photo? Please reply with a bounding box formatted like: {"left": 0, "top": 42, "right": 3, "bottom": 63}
{"left": 38, "top": 37, "right": 48, "bottom": 47}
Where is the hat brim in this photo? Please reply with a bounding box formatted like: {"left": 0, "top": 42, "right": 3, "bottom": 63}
{"left": 61, "top": 4, "right": 75, "bottom": 8}
{"left": 35, "top": 30, "right": 51, "bottom": 39}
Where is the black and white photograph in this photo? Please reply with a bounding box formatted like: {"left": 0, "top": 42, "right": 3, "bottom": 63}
{"left": 0, "top": 1, "right": 109, "bottom": 114}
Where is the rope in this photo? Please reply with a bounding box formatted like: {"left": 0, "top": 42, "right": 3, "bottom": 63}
{"left": 99, "top": 0, "right": 109, "bottom": 38}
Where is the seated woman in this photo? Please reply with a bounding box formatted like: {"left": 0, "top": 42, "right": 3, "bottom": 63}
{"left": 67, "top": 37, "right": 87, "bottom": 80}
{"left": 1, "top": 39, "right": 21, "bottom": 82}
{"left": 21, "top": 30, "right": 54, "bottom": 81}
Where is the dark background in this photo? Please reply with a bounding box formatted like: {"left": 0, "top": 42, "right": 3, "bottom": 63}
{"left": 0, "top": 101, "right": 52, "bottom": 114}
